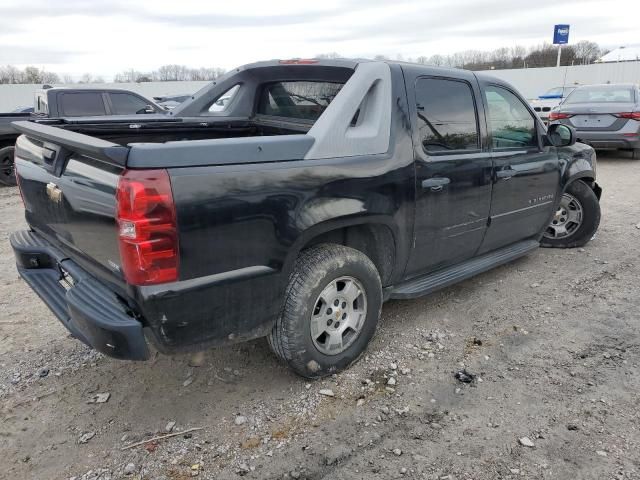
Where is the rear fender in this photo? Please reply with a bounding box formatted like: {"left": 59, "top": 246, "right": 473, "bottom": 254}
{"left": 283, "top": 214, "right": 399, "bottom": 279}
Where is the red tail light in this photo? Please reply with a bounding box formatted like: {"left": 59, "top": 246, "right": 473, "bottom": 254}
{"left": 278, "top": 59, "right": 319, "bottom": 65}
{"left": 549, "top": 111, "right": 573, "bottom": 121}
{"left": 116, "top": 169, "right": 179, "bottom": 285}
{"left": 614, "top": 112, "right": 640, "bottom": 120}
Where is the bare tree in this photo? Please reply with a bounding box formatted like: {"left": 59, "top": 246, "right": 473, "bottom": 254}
{"left": 40, "top": 71, "right": 60, "bottom": 84}
{"left": 428, "top": 54, "right": 445, "bottom": 66}
{"left": 316, "top": 52, "right": 342, "bottom": 59}
{"left": 78, "top": 73, "right": 94, "bottom": 84}
{"left": 187, "top": 67, "right": 225, "bottom": 81}
{"left": 114, "top": 69, "right": 145, "bottom": 83}
{"left": 113, "top": 65, "right": 225, "bottom": 82}
{"left": 153, "top": 64, "right": 190, "bottom": 82}
{"left": 23, "top": 66, "right": 43, "bottom": 83}
{"left": 0, "top": 40, "right": 609, "bottom": 87}
{"left": 573, "top": 40, "right": 601, "bottom": 65}
{"left": 0, "top": 66, "right": 59, "bottom": 84}
{"left": 0, "top": 65, "right": 23, "bottom": 83}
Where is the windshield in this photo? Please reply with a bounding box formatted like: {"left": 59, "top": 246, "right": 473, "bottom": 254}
{"left": 564, "top": 86, "right": 635, "bottom": 104}
{"left": 540, "top": 87, "right": 575, "bottom": 98}
{"left": 544, "top": 87, "right": 563, "bottom": 97}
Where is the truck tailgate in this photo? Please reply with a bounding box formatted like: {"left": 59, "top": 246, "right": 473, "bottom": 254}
{"left": 12, "top": 121, "right": 129, "bottom": 287}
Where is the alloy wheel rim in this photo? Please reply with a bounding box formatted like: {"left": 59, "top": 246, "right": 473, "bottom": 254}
{"left": 310, "top": 276, "right": 367, "bottom": 356}
{"left": 544, "top": 193, "right": 583, "bottom": 240}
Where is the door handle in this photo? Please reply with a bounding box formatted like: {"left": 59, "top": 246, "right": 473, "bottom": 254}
{"left": 496, "top": 168, "right": 516, "bottom": 180}
{"left": 422, "top": 177, "right": 450, "bottom": 191}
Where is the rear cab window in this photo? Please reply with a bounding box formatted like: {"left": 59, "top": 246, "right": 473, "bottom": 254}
{"left": 414, "top": 77, "right": 480, "bottom": 154}
{"left": 257, "top": 81, "right": 344, "bottom": 122}
{"left": 59, "top": 92, "right": 107, "bottom": 116}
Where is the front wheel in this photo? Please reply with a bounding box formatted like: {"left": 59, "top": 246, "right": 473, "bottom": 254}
{"left": 268, "top": 244, "right": 382, "bottom": 378}
{"left": 541, "top": 180, "right": 601, "bottom": 248}
{"left": 0, "top": 146, "right": 16, "bottom": 187}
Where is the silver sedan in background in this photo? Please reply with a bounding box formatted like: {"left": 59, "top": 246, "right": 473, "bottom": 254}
{"left": 549, "top": 83, "right": 640, "bottom": 159}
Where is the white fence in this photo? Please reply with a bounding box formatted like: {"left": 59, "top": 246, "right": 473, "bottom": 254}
{"left": 478, "top": 61, "right": 640, "bottom": 99}
{"left": 1, "top": 61, "right": 639, "bottom": 112}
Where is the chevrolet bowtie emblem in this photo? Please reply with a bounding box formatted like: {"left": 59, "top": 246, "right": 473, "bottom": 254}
{"left": 46, "top": 182, "right": 63, "bottom": 203}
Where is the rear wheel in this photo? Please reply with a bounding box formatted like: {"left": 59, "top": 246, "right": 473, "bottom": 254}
{"left": 633, "top": 148, "right": 640, "bottom": 160}
{"left": 541, "top": 180, "right": 600, "bottom": 248}
{"left": 268, "top": 244, "right": 382, "bottom": 378}
{"left": 0, "top": 146, "right": 16, "bottom": 186}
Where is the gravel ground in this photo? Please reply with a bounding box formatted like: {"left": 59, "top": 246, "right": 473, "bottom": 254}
{"left": 1, "top": 151, "right": 639, "bottom": 480}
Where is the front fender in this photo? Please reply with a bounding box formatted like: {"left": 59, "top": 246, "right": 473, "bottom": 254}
{"left": 558, "top": 142, "right": 598, "bottom": 191}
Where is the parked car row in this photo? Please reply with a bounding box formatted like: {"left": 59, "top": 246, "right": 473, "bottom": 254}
{"left": 529, "top": 86, "right": 577, "bottom": 123}
{"left": 0, "top": 87, "right": 175, "bottom": 185}
{"left": 528, "top": 83, "right": 640, "bottom": 159}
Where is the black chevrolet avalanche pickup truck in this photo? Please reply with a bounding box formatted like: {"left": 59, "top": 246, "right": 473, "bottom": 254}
{"left": 10, "top": 59, "right": 601, "bottom": 377}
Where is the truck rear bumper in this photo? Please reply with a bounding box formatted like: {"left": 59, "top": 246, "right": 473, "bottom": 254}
{"left": 10, "top": 230, "right": 150, "bottom": 360}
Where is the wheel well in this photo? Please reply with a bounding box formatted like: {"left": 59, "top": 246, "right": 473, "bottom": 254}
{"left": 567, "top": 176, "right": 601, "bottom": 200}
{"left": 0, "top": 140, "right": 16, "bottom": 150}
{"left": 301, "top": 223, "right": 396, "bottom": 285}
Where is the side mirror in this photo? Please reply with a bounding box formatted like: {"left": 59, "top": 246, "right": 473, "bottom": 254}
{"left": 546, "top": 123, "right": 576, "bottom": 147}
{"left": 137, "top": 105, "right": 156, "bottom": 114}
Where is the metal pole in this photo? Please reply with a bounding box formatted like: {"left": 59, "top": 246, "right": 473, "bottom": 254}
{"left": 556, "top": 45, "right": 562, "bottom": 67}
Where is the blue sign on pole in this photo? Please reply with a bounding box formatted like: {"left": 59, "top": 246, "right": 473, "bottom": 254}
{"left": 553, "top": 24, "right": 570, "bottom": 45}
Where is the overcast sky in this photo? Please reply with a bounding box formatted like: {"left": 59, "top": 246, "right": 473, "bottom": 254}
{"left": 0, "top": 0, "right": 638, "bottom": 79}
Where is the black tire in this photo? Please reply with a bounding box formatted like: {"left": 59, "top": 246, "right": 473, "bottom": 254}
{"left": 0, "top": 146, "right": 16, "bottom": 186}
{"left": 632, "top": 148, "right": 640, "bottom": 160}
{"left": 268, "top": 244, "right": 382, "bottom": 378}
{"left": 541, "top": 180, "right": 601, "bottom": 248}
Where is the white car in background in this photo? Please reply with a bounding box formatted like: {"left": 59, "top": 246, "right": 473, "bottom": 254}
{"left": 529, "top": 86, "right": 577, "bottom": 123}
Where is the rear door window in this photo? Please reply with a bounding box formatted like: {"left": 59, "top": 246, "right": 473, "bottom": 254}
{"left": 59, "top": 92, "right": 107, "bottom": 116}
{"left": 109, "top": 93, "right": 152, "bottom": 114}
{"left": 257, "top": 81, "right": 344, "bottom": 121}
{"left": 484, "top": 86, "right": 538, "bottom": 149}
{"left": 414, "top": 77, "right": 480, "bottom": 153}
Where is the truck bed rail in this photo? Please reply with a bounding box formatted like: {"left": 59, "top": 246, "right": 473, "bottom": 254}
{"left": 11, "top": 120, "right": 128, "bottom": 165}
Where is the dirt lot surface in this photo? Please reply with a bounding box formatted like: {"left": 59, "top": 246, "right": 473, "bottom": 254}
{"left": 1, "top": 152, "right": 639, "bottom": 480}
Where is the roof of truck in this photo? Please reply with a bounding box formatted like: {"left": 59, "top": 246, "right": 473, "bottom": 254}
{"left": 266, "top": 57, "right": 503, "bottom": 81}
{"left": 35, "top": 87, "right": 154, "bottom": 95}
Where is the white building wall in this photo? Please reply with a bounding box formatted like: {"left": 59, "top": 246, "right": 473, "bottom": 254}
{"left": 477, "top": 61, "right": 640, "bottom": 99}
